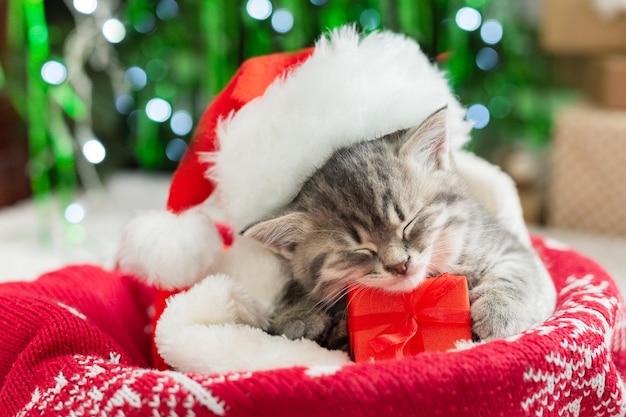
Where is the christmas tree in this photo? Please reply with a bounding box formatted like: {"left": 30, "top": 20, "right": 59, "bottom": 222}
{"left": 0, "top": 0, "right": 575, "bottom": 230}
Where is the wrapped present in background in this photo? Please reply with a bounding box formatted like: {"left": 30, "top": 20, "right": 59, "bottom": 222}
{"left": 552, "top": 55, "right": 626, "bottom": 109}
{"left": 583, "top": 55, "right": 626, "bottom": 109}
{"left": 541, "top": 0, "right": 626, "bottom": 54}
{"left": 547, "top": 103, "right": 626, "bottom": 236}
{"left": 347, "top": 273, "right": 471, "bottom": 363}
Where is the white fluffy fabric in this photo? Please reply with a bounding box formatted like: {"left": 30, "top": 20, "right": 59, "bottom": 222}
{"left": 208, "top": 26, "right": 473, "bottom": 232}
{"left": 115, "top": 205, "right": 223, "bottom": 290}
{"left": 212, "top": 236, "right": 290, "bottom": 314}
{"left": 455, "top": 151, "right": 530, "bottom": 247}
{"left": 156, "top": 275, "right": 351, "bottom": 373}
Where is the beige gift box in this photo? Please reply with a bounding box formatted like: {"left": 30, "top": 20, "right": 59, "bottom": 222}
{"left": 541, "top": 0, "right": 626, "bottom": 54}
{"left": 584, "top": 55, "right": 626, "bottom": 109}
{"left": 548, "top": 104, "right": 626, "bottom": 236}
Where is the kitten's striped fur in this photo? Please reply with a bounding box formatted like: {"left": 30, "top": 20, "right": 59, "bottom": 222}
{"left": 243, "top": 108, "right": 554, "bottom": 349}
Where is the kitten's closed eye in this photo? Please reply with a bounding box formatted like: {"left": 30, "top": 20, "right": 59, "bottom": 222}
{"left": 402, "top": 216, "right": 420, "bottom": 240}
{"left": 354, "top": 248, "right": 377, "bottom": 256}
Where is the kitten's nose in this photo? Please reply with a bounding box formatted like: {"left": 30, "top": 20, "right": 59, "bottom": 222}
{"left": 386, "top": 259, "right": 409, "bottom": 275}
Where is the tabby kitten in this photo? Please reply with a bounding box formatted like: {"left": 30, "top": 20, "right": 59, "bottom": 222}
{"left": 243, "top": 107, "right": 554, "bottom": 348}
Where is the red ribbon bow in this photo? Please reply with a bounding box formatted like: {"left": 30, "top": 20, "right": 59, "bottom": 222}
{"left": 348, "top": 275, "right": 472, "bottom": 360}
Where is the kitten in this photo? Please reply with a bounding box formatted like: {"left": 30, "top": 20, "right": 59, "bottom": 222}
{"left": 243, "top": 107, "right": 555, "bottom": 347}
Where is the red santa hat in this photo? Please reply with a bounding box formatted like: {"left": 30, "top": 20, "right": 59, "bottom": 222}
{"left": 115, "top": 26, "right": 474, "bottom": 291}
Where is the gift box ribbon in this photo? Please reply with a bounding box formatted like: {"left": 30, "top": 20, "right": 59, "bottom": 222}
{"left": 349, "top": 277, "right": 472, "bottom": 359}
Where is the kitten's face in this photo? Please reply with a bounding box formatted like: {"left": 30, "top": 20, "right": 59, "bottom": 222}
{"left": 243, "top": 108, "right": 471, "bottom": 302}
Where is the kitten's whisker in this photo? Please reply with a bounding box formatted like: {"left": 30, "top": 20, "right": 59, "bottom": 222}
{"left": 314, "top": 285, "right": 346, "bottom": 311}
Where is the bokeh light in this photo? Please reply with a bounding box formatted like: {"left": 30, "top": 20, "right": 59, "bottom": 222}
{"left": 271, "top": 9, "right": 294, "bottom": 33}
{"left": 41, "top": 60, "right": 67, "bottom": 85}
{"left": 488, "top": 96, "right": 512, "bottom": 119}
{"left": 146, "top": 59, "right": 169, "bottom": 81}
{"left": 310, "top": 0, "right": 328, "bottom": 5}
{"left": 157, "top": 0, "right": 179, "bottom": 20}
{"left": 455, "top": 7, "right": 481, "bottom": 31}
{"left": 125, "top": 66, "right": 147, "bottom": 90}
{"left": 146, "top": 98, "right": 172, "bottom": 122}
{"left": 64, "top": 202, "right": 86, "bottom": 224}
{"left": 102, "top": 18, "right": 126, "bottom": 43}
{"left": 466, "top": 104, "right": 490, "bottom": 129}
{"left": 247, "top": 0, "right": 272, "bottom": 20}
{"left": 481, "top": 19, "right": 503, "bottom": 45}
{"left": 170, "top": 110, "right": 193, "bottom": 135}
{"left": 127, "top": 110, "right": 139, "bottom": 129}
{"left": 82, "top": 139, "right": 106, "bottom": 164}
{"left": 476, "top": 47, "right": 499, "bottom": 71}
{"left": 360, "top": 9, "right": 381, "bottom": 31}
{"left": 73, "top": 0, "right": 97, "bottom": 15}
{"left": 133, "top": 12, "right": 156, "bottom": 34}
{"left": 165, "top": 138, "right": 188, "bottom": 162}
{"left": 115, "top": 94, "right": 135, "bottom": 115}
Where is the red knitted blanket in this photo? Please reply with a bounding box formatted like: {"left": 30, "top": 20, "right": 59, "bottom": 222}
{"left": 1, "top": 236, "right": 625, "bottom": 417}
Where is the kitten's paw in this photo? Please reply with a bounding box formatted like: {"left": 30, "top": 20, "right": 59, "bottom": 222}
{"left": 469, "top": 289, "right": 542, "bottom": 341}
{"left": 269, "top": 305, "right": 332, "bottom": 340}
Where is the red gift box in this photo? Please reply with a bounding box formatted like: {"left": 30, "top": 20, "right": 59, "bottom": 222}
{"left": 347, "top": 273, "right": 472, "bottom": 362}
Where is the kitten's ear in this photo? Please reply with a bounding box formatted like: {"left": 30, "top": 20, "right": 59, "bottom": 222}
{"left": 240, "top": 212, "right": 312, "bottom": 258}
{"left": 400, "top": 106, "right": 450, "bottom": 170}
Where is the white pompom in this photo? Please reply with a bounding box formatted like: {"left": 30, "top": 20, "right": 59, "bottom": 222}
{"left": 116, "top": 205, "right": 223, "bottom": 290}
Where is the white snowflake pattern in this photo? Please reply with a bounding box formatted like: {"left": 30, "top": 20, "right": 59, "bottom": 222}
{"left": 520, "top": 274, "right": 626, "bottom": 417}
{"left": 57, "top": 302, "right": 87, "bottom": 320}
{"left": 305, "top": 364, "right": 345, "bottom": 377}
{"left": 542, "top": 237, "right": 570, "bottom": 251}
{"left": 17, "top": 354, "right": 229, "bottom": 417}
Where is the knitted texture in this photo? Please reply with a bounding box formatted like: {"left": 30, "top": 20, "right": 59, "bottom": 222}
{"left": 1, "top": 236, "right": 626, "bottom": 416}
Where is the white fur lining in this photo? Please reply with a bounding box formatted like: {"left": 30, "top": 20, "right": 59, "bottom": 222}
{"left": 207, "top": 26, "right": 473, "bottom": 231}
{"left": 115, "top": 205, "right": 223, "bottom": 290}
{"left": 156, "top": 274, "right": 351, "bottom": 373}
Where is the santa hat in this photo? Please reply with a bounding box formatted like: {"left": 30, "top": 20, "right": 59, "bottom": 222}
{"left": 115, "top": 26, "right": 477, "bottom": 291}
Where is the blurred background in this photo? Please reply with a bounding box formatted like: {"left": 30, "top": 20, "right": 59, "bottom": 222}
{"left": 0, "top": 0, "right": 625, "bottom": 287}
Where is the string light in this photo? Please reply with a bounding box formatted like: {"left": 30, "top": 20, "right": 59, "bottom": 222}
{"left": 102, "top": 18, "right": 126, "bottom": 43}
{"left": 146, "top": 98, "right": 172, "bottom": 122}
{"left": 170, "top": 110, "right": 193, "bottom": 135}
{"left": 165, "top": 138, "right": 188, "bottom": 162}
{"left": 125, "top": 66, "right": 147, "bottom": 90}
{"left": 480, "top": 19, "right": 503, "bottom": 45}
{"left": 455, "top": 7, "right": 481, "bottom": 32}
{"left": 156, "top": 0, "right": 179, "bottom": 20}
{"left": 466, "top": 104, "right": 490, "bottom": 129}
{"left": 133, "top": 12, "right": 156, "bottom": 34}
{"left": 247, "top": 0, "right": 272, "bottom": 20}
{"left": 476, "top": 47, "right": 499, "bottom": 71}
{"left": 271, "top": 9, "right": 294, "bottom": 33}
{"left": 41, "top": 60, "right": 67, "bottom": 85}
{"left": 359, "top": 9, "right": 381, "bottom": 31}
{"left": 73, "top": 0, "right": 97, "bottom": 15}
{"left": 64, "top": 202, "right": 86, "bottom": 224}
{"left": 82, "top": 139, "right": 106, "bottom": 163}
{"left": 115, "top": 94, "right": 134, "bottom": 115}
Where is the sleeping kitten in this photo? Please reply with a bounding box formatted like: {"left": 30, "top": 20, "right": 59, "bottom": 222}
{"left": 243, "top": 107, "right": 555, "bottom": 347}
